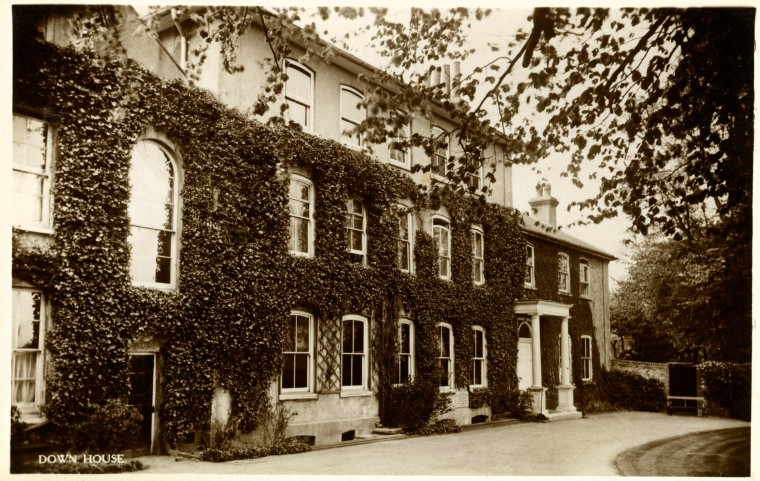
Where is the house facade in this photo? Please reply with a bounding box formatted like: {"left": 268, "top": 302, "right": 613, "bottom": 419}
{"left": 11, "top": 6, "right": 614, "bottom": 452}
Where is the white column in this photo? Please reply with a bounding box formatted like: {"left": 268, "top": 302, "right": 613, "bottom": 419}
{"left": 556, "top": 316, "right": 576, "bottom": 412}
{"left": 560, "top": 316, "right": 570, "bottom": 386}
{"left": 528, "top": 314, "right": 546, "bottom": 414}
{"left": 531, "top": 314, "right": 542, "bottom": 388}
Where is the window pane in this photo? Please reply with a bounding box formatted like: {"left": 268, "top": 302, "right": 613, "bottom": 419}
{"left": 398, "top": 240, "right": 410, "bottom": 271}
{"left": 400, "top": 323, "right": 410, "bottom": 354}
{"left": 440, "top": 327, "right": 450, "bottom": 357}
{"left": 343, "top": 321, "right": 353, "bottom": 353}
{"left": 282, "top": 354, "right": 295, "bottom": 389}
{"left": 440, "top": 359, "right": 449, "bottom": 386}
{"left": 12, "top": 352, "right": 37, "bottom": 403}
{"left": 342, "top": 354, "right": 352, "bottom": 386}
{"left": 13, "top": 116, "right": 48, "bottom": 171}
{"left": 475, "top": 330, "right": 483, "bottom": 357}
{"left": 351, "top": 355, "right": 363, "bottom": 386}
{"left": 130, "top": 142, "right": 174, "bottom": 231}
{"left": 290, "top": 217, "right": 309, "bottom": 253}
{"left": 286, "top": 65, "right": 311, "bottom": 104}
{"left": 473, "top": 359, "right": 482, "bottom": 385}
{"left": 294, "top": 353, "right": 308, "bottom": 388}
{"left": 353, "top": 321, "right": 364, "bottom": 352}
{"left": 155, "top": 255, "right": 171, "bottom": 284}
{"left": 284, "top": 316, "right": 296, "bottom": 351}
{"left": 399, "top": 355, "right": 410, "bottom": 383}
{"left": 341, "top": 89, "right": 364, "bottom": 123}
{"left": 341, "top": 119, "right": 360, "bottom": 145}
{"left": 296, "top": 316, "right": 309, "bottom": 352}
{"left": 13, "top": 290, "right": 41, "bottom": 350}
{"left": 13, "top": 171, "right": 44, "bottom": 223}
{"left": 287, "top": 100, "right": 309, "bottom": 128}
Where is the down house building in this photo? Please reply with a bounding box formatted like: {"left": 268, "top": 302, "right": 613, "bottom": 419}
{"left": 11, "top": 6, "right": 615, "bottom": 453}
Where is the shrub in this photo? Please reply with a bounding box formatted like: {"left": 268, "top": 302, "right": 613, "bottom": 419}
{"left": 505, "top": 389, "right": 534, "bottom": 419}
{"left": 406, "top": 419, "right": 461, "bottom": 436}
{"left": 468, "top": 387, "right": 490, "bottom": 409}
{"left": 699, "top": 361, "right": 751, "bottom": 421}
{"left": 65, "top": 399, "right": 143, "bottom": 453}
{"left": 11, "top": 407, "right": 28, "bottom": 448}
{"left": 382, "top": 376, "right": 452, "bottom": 430}
{"left": 199, "top": 437, "right": 310, "bottom": 462}
{"left": 603, "top": 369, "right": 666, "bottom": 412}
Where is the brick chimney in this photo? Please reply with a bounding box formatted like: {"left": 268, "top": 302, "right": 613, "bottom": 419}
{"left": 528, "top": 183, "right": 559, "bottom": 228}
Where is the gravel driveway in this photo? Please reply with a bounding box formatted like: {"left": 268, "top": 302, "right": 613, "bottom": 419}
{"left": 132, "top": 411, "right": 749, "bottom": 476}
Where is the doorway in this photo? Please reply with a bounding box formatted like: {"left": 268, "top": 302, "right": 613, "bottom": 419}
{"left": 127, "top": 353, "right": 156, "bottom": 455}
{"left": 517, "top": 322, "right": 533, "bottom": 391}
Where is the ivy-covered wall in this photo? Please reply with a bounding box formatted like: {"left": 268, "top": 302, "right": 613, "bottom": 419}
{"left": 12, "top": 38, "right": 527, "bottom": 445}
{"left": 522, "top": 234, "right": 603, "bottom": 409}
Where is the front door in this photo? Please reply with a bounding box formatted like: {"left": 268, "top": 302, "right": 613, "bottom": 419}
{"left": 127, "top": 354, "right": 155, "bottom": 454}
{"left": 517, "top": 322, "right": 533, "bottom": 391}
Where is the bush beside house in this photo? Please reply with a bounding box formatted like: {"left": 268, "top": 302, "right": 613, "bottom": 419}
{"left": 603, "top": 370, "right": 667, "bottom": 412}
{"left": 699, "top": 361, "right": 751, "bottom": 421}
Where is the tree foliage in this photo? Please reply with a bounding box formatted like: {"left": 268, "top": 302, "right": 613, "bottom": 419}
{"left": 611, "top": 232, "right": 750, "bottom": 363}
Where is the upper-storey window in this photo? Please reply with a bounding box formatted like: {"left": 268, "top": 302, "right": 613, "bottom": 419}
{"left": 12, "top": 288, "right": 46, "bottom": 411}
{"left": 128, "top": 140, "right": 178, "bottom": 287}
{"left": 397, "top": 208, "right": 413, "bottom": 273}
{"left": 389, "top": 121, "right": 411, "bottom": 169}
{"left": 579, "top": 259, "right": 590, "bottom": 297}
{"left": 13, "top": 114, "right": 52, "bottom": 231}
{"left": 558, "top": 252, "right": 570, "bottom": 294}
{"left": 346, "top": 198, "right": 367, "bottom": 264}
{"left": 467, "top": 161, "right": 484, "bottom": 193}
{"left": 430, "top": 126, "right": 448, "bottom": 177}
{"left": 525, "top": 244, "right": 535, "bottom": 288}
{"left": 432, "top": 216, "right": 451, "bottom": 280}
{"left": 397, "top": 319, "right": 414, "bottom": 384}
{"left": 472, "top": 225, "right": 485, "bottom": 285}
{"left": 282, "top": 310, "right": 314, "bottom": 393}
{"left": 340, "top": 86, "right": 365, "bottom": 147}
{"left": 289, "top": 174, "right": 315, "bottom": 257}
{"left": 284, "top": 60, "right": 314, "bottom": 131}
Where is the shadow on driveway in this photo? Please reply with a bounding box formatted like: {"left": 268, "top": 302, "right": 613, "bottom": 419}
{"left": 615, "top": 427, "right": 750, "bottom": 476}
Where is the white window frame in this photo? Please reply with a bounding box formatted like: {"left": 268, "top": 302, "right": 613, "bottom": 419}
{"left": 397, "top": 319, "right": 415, "bottom": 384}
{"left": 471, "top": 225, "right": 485, "bottom": 285}
{"left": 284, "top": 59, "right": 314, "bottom": 132}
{"left": 579, "top": 258, "right": 590, "bottom": 298}
{"left": 430, "top": 126, "right": 449, "bottom": 178}
{"left": 12, "top": 287, "right": 46, "bottom": 415}
{"left": 340, "top": 85, "right": 366, "bottom": 148}
{"left": 437, "top": 322, "right": 455, "bottom": 391}
{"left": 397, "top": 207, "right": 413, "bottom": 273}
{"left": 341, "top": 314, "right": 369, "bottom": 392}
{"left": 471, "top": 326, "right": 487, "bottom": 388}
{"left": 346, "top": 198, "right": 367, "bottom": 264}
{"left": 389, "top": 121, "right": 411, "bottom": 169}
{"left": 13, "top": 114, "right": 53, "bottom": 233}
{"left": 581, "top": 335, "right": 593, "bottom": 381}
{"left": 280, "top": 310, "right": 315, "bottom": 397}
{"left": 558, "top": 252, "right": 570, "bottom": 294}
{"left": 525, "top": 243, "right": 535, "bottom": 289}
{"left": 128, "top": 140, "right": 179, "bottom": 289}
{"left": 432, "top": 215, "right": 451, "bottom": 281}
{"left": 289, "top": 174, "right": 315, "bottom": 258}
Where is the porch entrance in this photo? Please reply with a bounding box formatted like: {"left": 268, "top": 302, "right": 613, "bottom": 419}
{"left": 127, "top": 353, "right": 156, "bottom": 455}
{"left": 517, "top": 322, "right": 533, "bottom": 391}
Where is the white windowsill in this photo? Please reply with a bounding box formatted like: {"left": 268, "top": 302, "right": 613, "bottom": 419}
{"left": 279, "top": 392, "right": 318, "bottom": 401}
{"left": 13, "top": 225, "right": 54, "bottom": 236}
{"left": 339, "top": 389, "right": 372, "bottom": 398}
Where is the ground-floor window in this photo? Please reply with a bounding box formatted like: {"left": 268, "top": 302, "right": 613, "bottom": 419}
{"left": 471, "top": 326, "right": 487, "bottom": 387}
{"left": 437, "top": 322, "right": 454, "bottom": 390}
{"left": 342, "top": 314, "right": 368, "bottom": 390}
{"left": 12, "top": 287, "right": 45, "bottom": 410}
{"left": 397, "top": 319, "right": 414, "bottom": 384}
{"left": 282, "top": 310, "right": 314, "bottom": 392}
{"left": 581, "top": 335, "right": 593, "bottom": 381}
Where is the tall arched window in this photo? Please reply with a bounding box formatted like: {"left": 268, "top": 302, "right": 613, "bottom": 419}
{"left": 128, "top": 140, "right": 178, "bottom": 287}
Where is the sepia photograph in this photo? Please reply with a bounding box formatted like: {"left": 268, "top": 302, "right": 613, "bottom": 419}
{"left": 6, "top": 3, "right": 753, "bottom": 477}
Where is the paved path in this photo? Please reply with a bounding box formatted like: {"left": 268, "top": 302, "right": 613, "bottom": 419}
{"left": 616, "top": 427, "right": 751, "bottom": 476}
{"left": 133, "top": 412, "right": 749, "bottom": 476}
